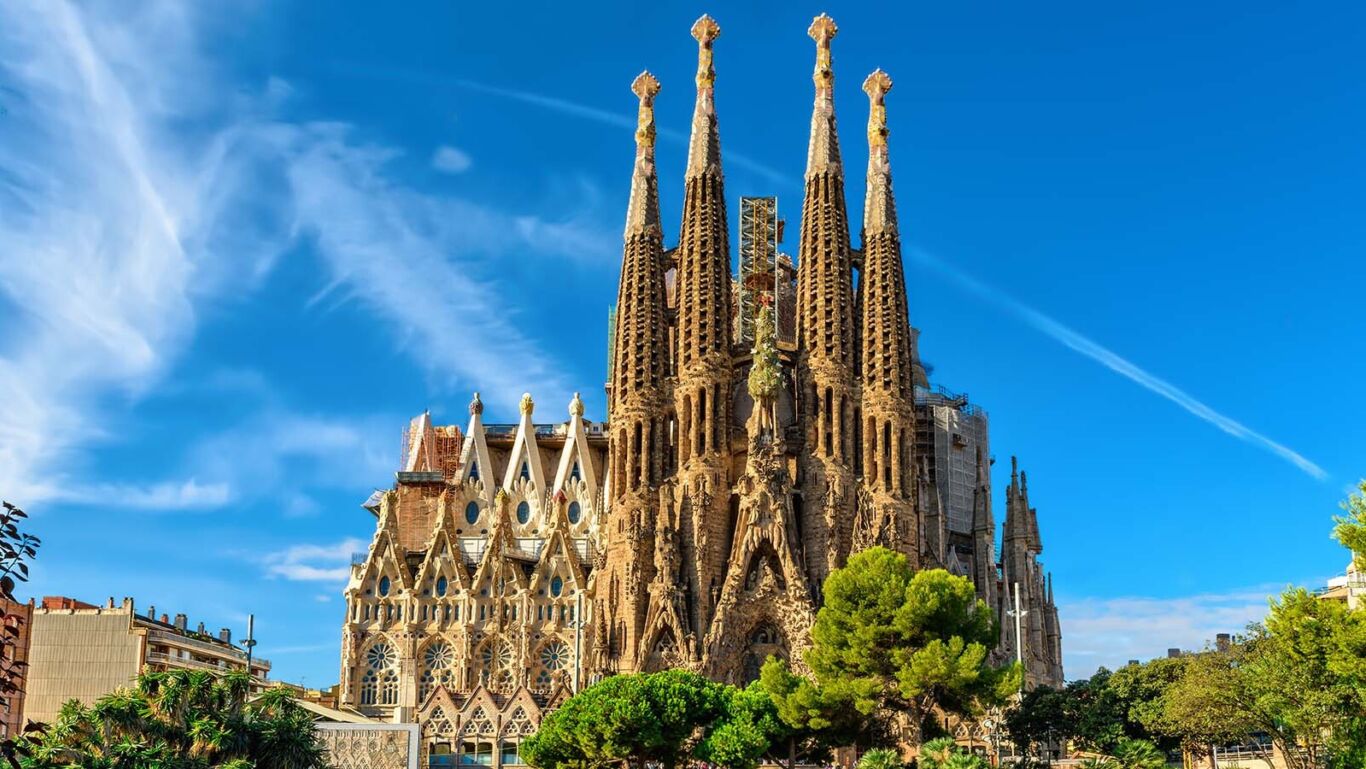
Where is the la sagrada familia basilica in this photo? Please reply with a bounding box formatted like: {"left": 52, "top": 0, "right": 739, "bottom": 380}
{"left": 338, "top": 13, "right": 1064, "bottom": 765}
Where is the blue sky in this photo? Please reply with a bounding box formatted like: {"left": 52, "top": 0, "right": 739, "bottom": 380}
{"left": 2, "top": 1, "right": 1362, "bottom": 687}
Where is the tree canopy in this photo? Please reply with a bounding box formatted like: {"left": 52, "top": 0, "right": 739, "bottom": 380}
{"left": 20, "top": 669, "right": 325, "bottom": 769}
{"left": 1335, "top": 479, "right": 1366, "bottom": 570}
{"left": 801, "top": 548, "right": 1017, "bottom": 739}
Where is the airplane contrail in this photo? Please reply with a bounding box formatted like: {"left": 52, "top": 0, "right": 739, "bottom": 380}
{"left": 453, "top": 79, "right": 794, "bottom": 186}
{"left": 910, "top": 248, "right": 1328, "bottom": 481}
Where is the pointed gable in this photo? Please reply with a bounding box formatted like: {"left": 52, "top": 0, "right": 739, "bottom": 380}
{"left": 552, "top": 393, "right": 600, "bottom": 501}
{"left": 459, "top": 393, "right": 496, "bottom": 503}
{"left": 501, "top": 393, "right": 549, "bottom": 494}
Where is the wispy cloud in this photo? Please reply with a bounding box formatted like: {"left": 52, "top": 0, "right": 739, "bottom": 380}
{"left": 53, "top": 479, "right": 231, "bottom": 511}
{"left": 431, "top": 144, "right": 472, "bottom": 174}
{"left": 1059, "top": 585, "right": 1286, "bottom": 678}
{"left": 911, "top": 248, "right": 1328, "bottom": 481}
{"left": 0, "top": 1, "right": 606, "bottom": 505}
{"left": 262, "top": 537, "right": 366, "bottom": 582}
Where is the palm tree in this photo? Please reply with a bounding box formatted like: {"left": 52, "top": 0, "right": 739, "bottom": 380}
{"left": 1112, "top": 739, "right": 1167, "bottom": 769}
{"left": 21, "top": 669, "right": 326, "bottom": 769}
{"left": 857, "top": 748, "right": 903, "bottom": 769}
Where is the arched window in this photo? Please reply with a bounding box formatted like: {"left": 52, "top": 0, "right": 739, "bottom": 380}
{"left": 567, "top": 501, "right": 581, "bottom": 524}
{"left": 419, "top": 641, "right": 455, "bottom": 702}
{"left": 465, "top": 501, "right": 479, "bottom": 525}
{"left": 570, "top": 462, "right": 581, "bottom": 482}
{"left": 468, "top": 461, "right": 479, "bottom": 481}
{"left": 362, "top": 641, "right": 397, "bottom": 706}
{"left": 519, "top": 461, "right": 530, "bottom": 481}
{"left": 435, "top": 576, "right": 448, "bottom": 597}
{"left": 380, "top": 670, "right": 399, "bottom": 704}
{"left": 516, "top": 501, "right": 530, "bottom": 524}
{"left": 360, "top": 669, "right": 379, "bottom": 705}
{"left": 550, "top": 576, "right": 564, "bottom": 598}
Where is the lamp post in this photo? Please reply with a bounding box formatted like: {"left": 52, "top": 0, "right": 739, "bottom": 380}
{"left": 243, "top": 614, "right": 258, "bottom": 684}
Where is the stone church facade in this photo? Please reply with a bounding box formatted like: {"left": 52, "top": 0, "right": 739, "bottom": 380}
{"left": 338, "top": 13, "right": 1063, "bottom": 764}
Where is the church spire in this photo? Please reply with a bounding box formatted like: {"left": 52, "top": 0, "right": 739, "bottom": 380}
{"left": 858, "top": 68, "right": 913, "bottom": 412}
{"left": 609, "top": 72, "right": 669, "bottom": 428}
{"left": 796, "top": 13, "right": 859, "bottom": 582}
{"left": 674, "top": 13, "right": 732, "bottom": 378}
{"left": 624, "top": 71, "right": 661, "bottom": 238}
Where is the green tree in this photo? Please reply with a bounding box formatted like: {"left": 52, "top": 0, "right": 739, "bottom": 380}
{"left": 1155, "top": 648, "right": 1261, "bottom": 767}
{"left": 523, "top": 670, "right": 728, "bottom": 769}
{"left": 20, "top": 669, "right": 324, "bottom": 769}
{"left": 1334, "top": 480, "right": 1366, "bottom": 569}
{"left": 804, "top": 548, "right": 1017, "bottom": 741}
{"left": 1005, "top": 685, "right": 1073, "bottom": 759}
{"left": 1107, "top": 658, "right": 1185, "bottom": 753}
{"left": 1235, "top": 589, "right": 1366, "bottom": 769}
{"left": 758, "top": 657, "right": 863, "bottom": 760}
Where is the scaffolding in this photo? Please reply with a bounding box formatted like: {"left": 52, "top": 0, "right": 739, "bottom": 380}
{"left": 736, "top": 196, "right": 780, "bottom": 347}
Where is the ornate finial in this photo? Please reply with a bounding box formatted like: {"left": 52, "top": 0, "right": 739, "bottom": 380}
{"left": 632, "top": 72, "right": 661, "bottom": 153}
{"left": 685, "top": 15, "right": 723, "bottom": 178}
{"left": 519, "top": 392, "right": 534, "bottom": 416}
{"left": 863, "top": 69, "right": 892, "bottom": 150}
{"left": 692, "top": 15, "right": 720, "bottom": 92}
{"left": 569, "top": 392, "right": 584, "bottom": 417}
{"left": 625, "top": 72, "right": 663, "bottom": 237}
{"left": 809, "top": 14, "right": 838, "bottom": 95}
{"left": 469, "top": 392, "right": 484, "bottom": 416}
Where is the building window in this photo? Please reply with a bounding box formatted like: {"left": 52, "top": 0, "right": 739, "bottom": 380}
{"left": 436, "top": 576, "right": 448, "bottom": 597}
{"left": 430, "top": 742, "right": 455, "bottom": 769}
{"left": 500, "top": 741, "right": 522, "bottom": 766}
{"left": 539, "top": 640, "right": 570, "bottom": 671}
{"left": 570, "top": 462, "right": 581, "bottom": 482}
{"left": 519, "top": 461, "right": 530, "bottom": 481}
{"left": 360, "top": 669, "right": 379, "bottom": 705}
{"left": 459, "top": 742, "right": 493, "bottom": 766}
{"left": 465, "top": 501, "right": 480, "bottom": 525}
{"left": 419, "top": 641, "right": 455, "bottom": 702}
{"left": 567, "top": 501, "right": 581, "bottom": 524}
{"left": 468, "top": 462, "right": 479, "bottom": 481}
{"left": 516, "top": 501, "right": 530, "bottom": 524}
{"left": 380, "top": 670, "right": 399, "bottom": 705}
{"left": 550, "top": 576, "right": 564, "bottom": 598}
{"left": 378, "top": 576, "right": 391, "bottom": 597}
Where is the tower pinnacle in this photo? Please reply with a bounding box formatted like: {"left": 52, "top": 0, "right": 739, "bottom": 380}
{"left": 686, "top": 15, "right": 722, "bottom": 179}
{"left": 862, "top": 69, "right": 897, "bottom": 236}
{"left": 625, "top": 71, "right": 662, "bottom": 237}
{"left": 805, "top": 14, "right": 841, "bottom": 177}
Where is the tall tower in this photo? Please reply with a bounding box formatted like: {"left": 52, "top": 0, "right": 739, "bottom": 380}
{"left": 671, "top": 14, "right": 734, "bottom": 659}
{"left": 796, "top": 14, "right": 858, "bottom": 589}
{"left": 599, "top": 71, "right": 671, "bottom": 673}
{"left": 853, "top": 70, "right": 918, "bottom": 563}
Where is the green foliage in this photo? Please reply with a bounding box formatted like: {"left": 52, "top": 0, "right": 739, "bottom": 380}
{"left": 1334, "top": 480, "right": 1366, "bottom": 570}
{"left": 524, "top": 670, "right": 730, "bottom": 769}
{"left": 804, "top": 548, "right": 1013, "bottom": 731}
{"left": 1005, "top": 685, "right": 1073, "bottom": 757}
{"left": 698, "top": 683, "right": 782, "bottom": 769}
{"left": 1111, "top": 739, "right": 1167, "bottom": 769}
{"left": 1238, "top": 588, "right": 1366, "bottom": 769}
{"left": 19, "top": 669, "right": 325, "bottom": 769}
{"left": 856, "top": 747, "right": 902, "bottom": 769}
{"left": 917, "top": 737, "right": 988, "bottom": 769}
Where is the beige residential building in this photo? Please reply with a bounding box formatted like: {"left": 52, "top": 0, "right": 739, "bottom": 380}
{"left": 23, "top": 596, "right": 270, "bottom": 724}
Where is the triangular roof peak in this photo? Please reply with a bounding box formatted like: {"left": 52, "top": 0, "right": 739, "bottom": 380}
{"left": 502, "top": 393, "right": 549, "bottom": 493}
